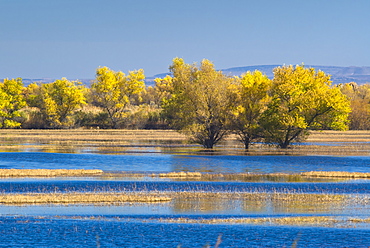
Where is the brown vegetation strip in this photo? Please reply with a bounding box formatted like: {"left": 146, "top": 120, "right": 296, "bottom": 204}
{"left": 158, "top": 172, "right": 202, "bottom": 178}
{"left": 301, "top": 171, "right": 370, "bottom": 178}
{"left": 0, "top": 169, "right": 368, "bottom": 180}
{"left": 0, "top": 191, "right": 352, "bottom": 205}
{"left": 174, "top": 192, "right": 347, "bottom": 203}
{"left": 159, "top": 216, "right": 338, "bottom": 227}
{"left": 154, "top": 171, "right": 368, "bottom": 180}
{"left": 0, "top": 192, "right": 171, "bottom": 204}
{"left": 0, "top": 129, "right": 187, "bottom": 143}
{"left": 159, "top": 216, "right": 370, "bottom": 228}
{"left": 0, "top": 169, "right": 103, "bottom": 177}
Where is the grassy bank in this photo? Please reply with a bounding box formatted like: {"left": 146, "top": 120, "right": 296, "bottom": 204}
{"left": 0, "top": 129, "right": 370, "bottom": 155}
{"left": 2, "top": 129, "right": 370, "bottom": 142}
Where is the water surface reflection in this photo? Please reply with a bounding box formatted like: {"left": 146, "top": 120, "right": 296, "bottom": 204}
{"left": 1, "top": 152, "right": 370, "bottom": 174}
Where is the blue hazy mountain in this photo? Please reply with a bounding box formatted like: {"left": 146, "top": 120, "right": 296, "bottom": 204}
{"left": 16, "top": 65, "right": 370, "bottom": 87}
{"left": 222, "top": 65, "right": 370, "bottom": 85}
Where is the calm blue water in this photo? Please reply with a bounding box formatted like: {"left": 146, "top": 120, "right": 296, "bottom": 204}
{"left": 1, "top": 152, "right": 370, "bottom": 173}
{"left": 1, "top": 216, "right": 370, "bottom": 247}
{"left": 1, "top": 151, "right": 370, "bottom": 247}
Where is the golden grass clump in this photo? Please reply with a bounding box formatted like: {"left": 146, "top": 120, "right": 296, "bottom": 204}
{"left": 301, "top": 171, "right": 370, "bottom": 178}
{"left": 158, "top": 172, "right": 202, "bottom": 178}
{"left": 159, "top": 216, "right": 338, "bottom": 227}
{"left": 173, "top": 191, "right": 345, "bottom": 203}
{"left": 0, "top": 169, "right": 103, "bottom": 177}
{"left": 0, "top": 192, "right": 171, "bottom": 204}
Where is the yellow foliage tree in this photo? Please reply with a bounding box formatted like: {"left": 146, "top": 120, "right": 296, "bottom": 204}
{"left": 41, "top": 78, "right": 87, "bottom": 128}
{"left": 91, "top": 66, "right": 145, "bottom": 128}
{"left": 0, "top": 78, "right": 26, "bottom": 128}
{"left": 340, "top": 82, "right": 370, "bottom": 130}
{"left": 23, "top": 82, "right": 43, "bottom": 108}
{"left": 260, "top": 65, "right": 351, "bottom": 148}
{"left": 153, "top": 75, "right": 174, "bottom": 105}
{"left": 161, "top": 58, "right": 237, "bottom": 148}
{"left": 231, "top": 71, "right": 272, "bottom": 149}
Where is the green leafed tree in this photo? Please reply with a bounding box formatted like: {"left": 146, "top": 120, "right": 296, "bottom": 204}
{"left": 260, "top": 65, "right": 351, "bottom": 148}
{"left": 231, "top": 71, "right": 272, "bottom": 149}
{"left": 0, "top": 78, "right": 26, "bottom": 128}
{"left": 91, "top": 66, "right": 145, "bottom": 128}
{"left": 41, "top": 78, "right": 87, "bottom": 128}
{"left": 161, "top": 58, "right": 236, "bottom": 149}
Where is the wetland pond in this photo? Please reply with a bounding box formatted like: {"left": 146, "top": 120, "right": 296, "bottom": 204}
{"left": 1, "top": 132, "right": 370, "bottom": 247}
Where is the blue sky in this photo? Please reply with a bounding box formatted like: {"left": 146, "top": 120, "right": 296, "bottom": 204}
{"left": 1, "top": 0, "right": 369, "bottom": 79}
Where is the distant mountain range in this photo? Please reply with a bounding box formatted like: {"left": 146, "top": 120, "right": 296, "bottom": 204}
{"left": 221, "top": 65, "right": 370, "bottom": 85}
{"left": 147, "top": 65, "right": 370, "bottom": 86}
{"left": 16, "top": 65, "right": 370, "bottom": 87}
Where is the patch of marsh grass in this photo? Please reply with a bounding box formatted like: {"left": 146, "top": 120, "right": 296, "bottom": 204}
{"left": 0, "top": 169, "right": 365, "bottom": 182}
{"left": 0, "top": 192, "right": 171, "bottom": 204}
{"left": 301, "top": 171, "right": 370, "bottom": 178}
{"left": 158, "top": 172, "right": 202, "bottom": 178}
{"left": 158, "top": 216, "right": 339, "bottom": 227}
{"left": 0, "top": 169, "right": 103, "bottom": 177}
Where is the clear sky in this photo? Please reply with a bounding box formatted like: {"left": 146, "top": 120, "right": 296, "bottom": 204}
{"left": 1, "top": 0, "right": 370, "bottom": 79}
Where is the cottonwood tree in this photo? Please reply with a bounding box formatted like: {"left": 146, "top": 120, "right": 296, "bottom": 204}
{"left": 91, "top": 66, "right": 145, "bottom": 128}
{"left": 260, "top": 65, "right": 350, "bottom": 148}
{"left": 231, "top": 71, "right": 272, "bottom": 149}
{"left": 161, "top": 58, "right": 236, "bottom": 148}
{"left": 23, "top": 82, "right": 43, "bottom": 108}
{"left": 141, "top": 75, "right": 173, "bottom": 106}
{"left": 41, "top": 78, "right": 86, "bottom": 128}
{"left": 340, "top": 82, "right": 370, "bottom": 130}
{"left": 0, "top": 78, "right": 26, "bottom": 128}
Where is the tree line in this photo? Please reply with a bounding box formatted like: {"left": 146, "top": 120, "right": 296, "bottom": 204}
{"left": 2, "top": 57, "right": 369, "bottom": 149}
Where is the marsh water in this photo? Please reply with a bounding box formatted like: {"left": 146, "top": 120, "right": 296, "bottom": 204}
{"left": 1, "top": 139, "right": 370, "bottom": 247}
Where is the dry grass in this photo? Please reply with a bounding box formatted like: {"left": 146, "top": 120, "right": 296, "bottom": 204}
{"left": 159, "top": 216, "right": 337, "bottom": 226}
{"left": 0, "top": 192, "right": 171, "bottom": 204}
{"left": 0, "top": 190, "right": 352, "bottom": 205}
{"left": 151, "top": 171, "right": 353, "bottom": 182}
{"left": 158, "top": 172, "right": 202, "bottom": 178}
{"left": 173, "top": 191, "right": 347, "bottom": 203}
{"left": 301, "top": 171, "right": 370, "bottom": 178}
{"left": 0, "top": 169, "right": 103, "bottom": 177}
{"left": 307, "top": 130, "right": 370, "bottom": 143}
{"left": 0, "top": 129, "right": 187, "bottom": 143}
{"left": 2, "top": 129, "right": 370, "bottom": 155}
{"left": 170, "top": 191, "right": 356, "bottom": 214}
{"left": 0, "top": 169, "right": 366, "bottom": 181}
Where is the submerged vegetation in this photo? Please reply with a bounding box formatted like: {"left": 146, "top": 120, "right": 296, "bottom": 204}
{"left": 157, "top": 216, "right": 370, "bottom": 228}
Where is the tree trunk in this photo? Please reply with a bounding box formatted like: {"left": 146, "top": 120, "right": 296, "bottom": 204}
{"left": 244, "top": 141, "right": 250, "bottom": 150}
{"left": 279, "top": 141, "right": 290, "bottom": 149}
{"left": 203, "top": 139, "right": 214, "bottom": 149}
